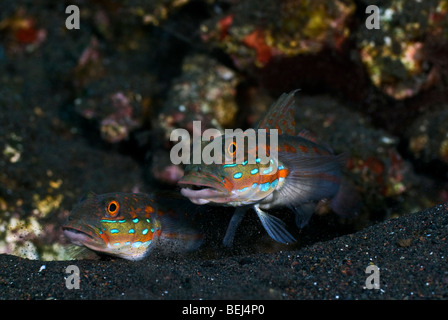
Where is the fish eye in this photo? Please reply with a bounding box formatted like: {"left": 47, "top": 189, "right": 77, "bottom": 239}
{"left": 106, "top": 200, "right": 119, "bottom": 216}
{"left": 228, "top": 141, "right": 237, "bottom": 157}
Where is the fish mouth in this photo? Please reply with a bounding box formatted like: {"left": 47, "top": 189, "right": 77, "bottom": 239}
{"left": 178, "top": 172, "right": 231, "bottom": 205}
{"left": 62, "top": 226, "right": 101, "bottom": 248}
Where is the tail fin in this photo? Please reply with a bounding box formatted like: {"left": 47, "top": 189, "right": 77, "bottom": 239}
{"left": 330, "top": 178, "right": 361, "bottom": 218}
{"left": 159, "top": 228, "right": 204, "bottom": 253}
{"left": 155, "top": 194, "right": 204, "bottom": 253}
{"left": 160, "top": 209, "right": 203, "bottom": 252}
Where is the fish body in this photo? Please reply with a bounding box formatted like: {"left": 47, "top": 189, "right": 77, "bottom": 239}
{"left": 178, "top": 90, "right": 345, "bottom": 246}
{"left": 63, "top": 192, "right": 201, "bottom": 261}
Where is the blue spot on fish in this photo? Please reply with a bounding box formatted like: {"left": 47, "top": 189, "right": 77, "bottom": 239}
{"left": 250, "top": 168, "right": 259, "bottom": 175}
{"left": 223, "top": 163, "right": 237, "bottom": 168}
{"left": 142, "top": 228, "right": 148, "bottom": 235}
{"left": 262, "top": 166, "right": 273, "bottom": 175}
{"left": 132, "top": 241, "right": 142, "bottom": 248}
{"left": 260, "top": 182, "right": 270, "bottom": 192}
{"left": 233, "top": 172, "right": 243, "bottom": 179}
{"left": 110, "top": 229, "right": 119, "bottom": 234}
{"left": 252, "top": 183, "right": 258, "bottom": 188}
{"left": 128, "top": 229, "right": 135, "bottom": 234}
{"left": 271, "top": 179, "right": 279, "bottom": 188}
{"left": 100, "top": 219, "right": 116, "bottom": 223}
{"left": 132, "top": 218, "right": 139, "bottom": 223}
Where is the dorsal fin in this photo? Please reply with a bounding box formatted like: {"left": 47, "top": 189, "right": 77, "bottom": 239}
{"left": 256, "top": 89, "right": 300, "bottom": 136}
{"left": 297, "top": 129, "right": 318, "bottom": 143}
{"left": 298, "top": 129, "right": 336, "bottom": 153}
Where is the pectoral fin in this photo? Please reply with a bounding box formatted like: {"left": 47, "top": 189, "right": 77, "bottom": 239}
{"left": 278, "top": 153, "right": 345, "bottom": 205}
{"left": 223, "top": 207, "right": 247, "bottom": 247}
{"left": 288, "top": 202, "right": 317, "bottom": 229}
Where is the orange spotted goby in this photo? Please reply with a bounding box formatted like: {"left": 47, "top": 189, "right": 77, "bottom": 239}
{"left": 62, "top": 192, "right": 202, "bottom": 261}
{"left": 178, "top": 90, "right": 347, "bottom": 246}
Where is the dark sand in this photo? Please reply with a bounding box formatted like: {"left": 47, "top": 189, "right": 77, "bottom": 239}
{"left": 1, "top": 203, "right": 447, "bottom": 300}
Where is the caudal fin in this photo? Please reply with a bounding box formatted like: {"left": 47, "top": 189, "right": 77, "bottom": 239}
{"left": 330, "top": 178, "right": 361, "bottom": 218}
{"left": 157, "top": 208, "right": 204, "bottom": 253}
{"left": 159, "top": 229, "right": 204, "bottom": 253}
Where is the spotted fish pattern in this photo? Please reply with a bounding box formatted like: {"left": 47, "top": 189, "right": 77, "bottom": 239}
{"left": 179, "top": 90, "right": 345, "bottom": 246}
{"left": 63, "top": 192, "right": 202, "bottom": 261}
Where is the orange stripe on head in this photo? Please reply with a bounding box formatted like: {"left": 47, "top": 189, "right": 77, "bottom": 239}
{"left": 279, "top": 168, "right": 289, "bottom": 178}
{"left": 141, "top": 230, "right": 157, "bottom": 243}
{"left": 129, "top": 207, "right": 138, "bottom": 219}
{"left": 144, "top": 205, "right": 154, "bottom": 219}
{"left": 259, "top": 174, "right": 273, "bottom": 185}
{"left": 98, "top": 230, "right": 110, "bottom": 245}
{"left": 222, "top": 177, "right": 234, "bottom": 192}
{"left": 145, "top": 205, "right": 154, "bottom": 214}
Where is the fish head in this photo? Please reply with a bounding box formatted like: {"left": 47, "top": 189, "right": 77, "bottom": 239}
{"left": 62, "top": 192, "right": 161, "bottom": 261}
{"left": 178, "top": 89, "right": 299, "bottom": 208}
{"left": 178, "top": 162, "right": 234, "bottom": 205}
{"left": 178, "top": 135, "right": 277, "bottom": 206}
